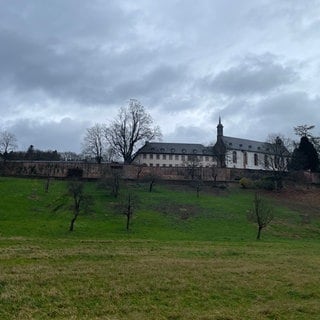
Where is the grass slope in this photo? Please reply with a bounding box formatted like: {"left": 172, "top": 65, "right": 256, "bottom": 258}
{"left": 1, "top": 177, "right": 320, "bottom": 319}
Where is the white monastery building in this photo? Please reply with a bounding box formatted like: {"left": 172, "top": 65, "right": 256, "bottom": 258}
{"left": 133, "top": 118, "right": 289, "bottom": 171}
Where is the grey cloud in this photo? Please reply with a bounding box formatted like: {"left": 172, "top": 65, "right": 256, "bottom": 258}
{"left": 255, "top": 91, "right": 320, "bottom": 122}
{"left": 0, "top": 1, "right": 319, "bottom": 151}
{"left": 165, "top": 125, "right": 214, "bottom": 145}
{"left": 204, "top": 54, "right": 298, "bottom": 96}
{"left": 109, "top": 64, "right": 191, "bottom": 106}
{"left": 9, "top": 118, "right": 89, "bottom": 152}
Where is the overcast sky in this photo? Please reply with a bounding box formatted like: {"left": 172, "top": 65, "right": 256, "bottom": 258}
{"left": 1, "top": 0, "right": 320, "bottom": 153}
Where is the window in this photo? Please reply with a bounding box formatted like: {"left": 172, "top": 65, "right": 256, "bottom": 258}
{"left": 254, "top": 153, "right": 258, "bottom": 166}
{"left": 149, "top": 163, "right": 153, "bottom": 167}
{"left": 243, "top": 152, "right": 247, "bottom": 165}
{"left": 156, "top": 164, "right": 160, "bottom": 167}
{"left": 156, "top": 154, "right": 160, "bottom": 159}
{"left": 193, "top": 149, "right": 197, "bottom": 154}
{"left": 162, "top": 164, "right": 166, "bottom": 167}
{"left": 264, "top": 154, "right": 269, "bottom": 168}
{"left": 181, "top": 155, "right": 185, "bottom": 161}
{"left": 175, "top": 155, "right": 179, "bottom": 160}
{"left": 182, "top": 149, "right": 186, "bottom": 153}
{"left": 205, "top": 156, "right": 209, "bottom": 161}
{"left": 199, "top": 156, "right": 203, "bottom": 161}
{"left": 143, "top": 154, "right": 146, "bottom": 159}
{"left": 171, "top": 148, "right": 175, "bottom": 153}
{"left": 169, "top": 154, "right": 173, "bottom": 160}
{"left": 232, "top": 151, "right": 237, "bottom": 163}
{"left": 162, "top": 154, "right": 166, "bottom": 160}
{"left": 149, "top": 154, "right": 153, "bottom": 159}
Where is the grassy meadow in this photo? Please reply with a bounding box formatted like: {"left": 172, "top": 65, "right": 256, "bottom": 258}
{"left": 1, "top": 177, "right": 320, "bottom": 319}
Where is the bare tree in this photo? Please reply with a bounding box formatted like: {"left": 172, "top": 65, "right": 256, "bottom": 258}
{"left": 82, "top": 123, "right": 106, "bottom": 164}
{"left": 119, "top": 192, "right": 139, "bottom": 231}
{"left": 0, "top": 131, "right": 17, "bottom": 161}
{"left": 67, "top": 180, "right": 93, "bottom": 231}
{"left": 105, "top": 99, "right": 161, "bottom": 164}
{"left": 44, "top": 163, "right": 57, "bottom": 193}
{"left": 264, "top": 134, "right": 291, "bottom": 190}
{"left": 183, "top": 155, "right": 202, "bottom": 180}
{"left": 99, "top": 165, "right": 123, "bottom": 198}
{"left": 142, "top": 171, "right": 161, "bottom": 192}
{"left": 247, "top": 192, "right": 274, "bottom": 240}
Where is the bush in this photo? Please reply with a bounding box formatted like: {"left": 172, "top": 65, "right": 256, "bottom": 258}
{"left": 255, "top": 178, "right": 275, "bottom": 191}
{"left": 239, "top": 177, "right": 253, "bottom": 189}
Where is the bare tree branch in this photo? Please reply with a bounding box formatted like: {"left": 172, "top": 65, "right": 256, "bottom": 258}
{"left": 105, "top": 99, "right": 161, "bottom": 164}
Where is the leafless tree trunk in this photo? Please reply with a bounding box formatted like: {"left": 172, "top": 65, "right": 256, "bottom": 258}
{"left": 82, "top": 123, "right": 106, "bottom": 163}
{"left": 247, "top": 192, "right": 274, "bottom": 240}
{"left": 67, "top": 180, "right": 92, "bottom": 231}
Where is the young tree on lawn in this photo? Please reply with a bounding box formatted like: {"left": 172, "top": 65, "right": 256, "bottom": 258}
{"left": 82, "top": 123, "right": 106, "bottom": 164}
{"left": 118, "top": 192, "right": 139, "bottom": 231}
{"left": 247, "top": 192, "right": 274, "bottom": 240}
{"left": 67, "top": 180, "right": 93, "bottom": 231}
{"left": 105, "top": 99, "right": 161, "bottom": 164}
{"left": 99, "top": 165, "right": 123, "bottom": 198}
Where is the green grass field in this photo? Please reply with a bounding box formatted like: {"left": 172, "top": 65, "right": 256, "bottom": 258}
{"left": 1, "top": 177, "right": 320, "bottom": 319}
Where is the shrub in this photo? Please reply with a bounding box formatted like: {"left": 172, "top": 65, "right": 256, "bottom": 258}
{"left": 239, "top": 177, "right": 253, "bottom": 189}
{"left": 255, "top": 178, "right": 275, "bottom": 191}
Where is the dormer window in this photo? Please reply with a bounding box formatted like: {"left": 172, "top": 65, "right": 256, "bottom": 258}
{"left": 160, "top": 148, "right": 165, "bottom": 152}
{"left": 229, "top": 143, "right": 232, "bottom": 146}
{"left": 193, "top": 149, "right": 197, "bottom": 154}
{"left": 182, "top": 149, "right": 186, "bottom": 153}
{"left": 249, "top": 145, "right": 252, "bottom": 149}
{"left": 171, "top": 148, "right": 175, "bottom": 153}
{"left": 239, "top": 144, "right": 243, "bottom": 147}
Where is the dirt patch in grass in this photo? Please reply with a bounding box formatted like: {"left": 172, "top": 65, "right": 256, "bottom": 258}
{"left": 154, "top": 202, "right": 202, "bottom": 220}
{"left": 264, "top": 187, "right": 320, "bottom": 221}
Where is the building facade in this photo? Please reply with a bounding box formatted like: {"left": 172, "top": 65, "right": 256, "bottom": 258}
{"left": 133, "top": 118, "right": 290, "bottom": 171}
{"left": 133, "top": 142, "right": 216, "bottom": 167}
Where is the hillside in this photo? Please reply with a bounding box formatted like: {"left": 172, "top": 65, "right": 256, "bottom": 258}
{"left": 1, "top": 178, "right": 320, "bottom": 319}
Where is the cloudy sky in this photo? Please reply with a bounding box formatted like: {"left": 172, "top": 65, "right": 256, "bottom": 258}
{"left": 1, "top": 0, "right": 320, "bottom": 153}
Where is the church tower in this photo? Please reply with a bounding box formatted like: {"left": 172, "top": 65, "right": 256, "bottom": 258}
{"left": 217, "top": 116, "right": 223, "bottom": 138}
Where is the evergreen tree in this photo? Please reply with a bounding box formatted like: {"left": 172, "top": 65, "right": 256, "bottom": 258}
{"left": 291, "top": 136, "right": 319, "bottom": 171}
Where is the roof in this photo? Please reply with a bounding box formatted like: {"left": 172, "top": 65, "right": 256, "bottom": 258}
{"left": 222, "top": 136, "right": 289, "bottom": 155}
{"left": 136, "top": 142, "right": 214, "bottom": 156}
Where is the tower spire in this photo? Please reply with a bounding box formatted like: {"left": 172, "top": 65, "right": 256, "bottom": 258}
{"left": 217, "top": 117, "right": 223, "bottom": 137}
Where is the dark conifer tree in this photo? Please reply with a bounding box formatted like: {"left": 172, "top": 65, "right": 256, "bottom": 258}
{"left": 291, "top": 136, "right": 319, "bottom": 171}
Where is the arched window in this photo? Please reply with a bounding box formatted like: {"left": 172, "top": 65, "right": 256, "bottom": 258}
{"left": 254, "top": 153, "right": 258, "bottom": 166}
{"left": 243, "top": 152, "right": 248, "bottom": 165}
{"left": 232, "top": 151, "right": 237, "bottom": 163}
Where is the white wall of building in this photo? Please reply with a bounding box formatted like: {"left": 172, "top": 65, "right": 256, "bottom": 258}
{"left": 134, "top": 153, "right": 216, "bottom": 167}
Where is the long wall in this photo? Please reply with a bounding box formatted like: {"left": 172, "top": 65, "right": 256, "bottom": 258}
{"left": 0, "top": 161, "right": 229, "bottom": 181}
{"left": 0, "top": 161, "right": 319, "bottom": 184}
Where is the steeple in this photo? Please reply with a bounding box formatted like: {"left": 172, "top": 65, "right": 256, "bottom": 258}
{"left": 217, "top": 116, "right": 223, "bottom": 138}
